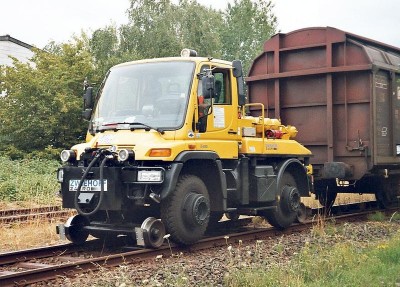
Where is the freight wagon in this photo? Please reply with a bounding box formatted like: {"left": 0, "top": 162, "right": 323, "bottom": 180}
{"left": 247, "top": 27, "right": 400, "bottom": 207}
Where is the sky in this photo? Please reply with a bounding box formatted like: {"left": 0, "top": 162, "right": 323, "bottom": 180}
{"left": 1, "top": 0, "right": 399, "bottom": 49}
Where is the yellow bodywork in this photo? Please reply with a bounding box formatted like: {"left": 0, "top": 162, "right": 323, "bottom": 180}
{"left": 76, "top": 56, "right": 311, "bottom": 161}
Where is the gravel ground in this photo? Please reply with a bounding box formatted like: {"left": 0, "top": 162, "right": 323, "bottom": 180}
{"left": 33, "top": 219, "right": 400, "bottom": 287}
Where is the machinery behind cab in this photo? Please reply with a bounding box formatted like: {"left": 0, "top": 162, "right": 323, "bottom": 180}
{"left": 56, "top": 49, "right": 312, "bottom": 248}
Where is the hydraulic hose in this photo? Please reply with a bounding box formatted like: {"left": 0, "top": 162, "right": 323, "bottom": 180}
{"left": 74, "top": 151, "right": 108, "bottom": 216}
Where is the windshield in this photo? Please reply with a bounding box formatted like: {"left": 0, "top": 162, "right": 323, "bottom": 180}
{"left": 91, "top": 61, "right": 195, "bottom": 131}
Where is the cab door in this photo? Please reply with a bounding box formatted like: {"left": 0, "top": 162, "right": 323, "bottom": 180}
{"left": 195, "top": 64, "right": 240, "bottom": 158}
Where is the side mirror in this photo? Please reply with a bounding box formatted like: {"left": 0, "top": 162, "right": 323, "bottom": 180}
{"left": 82, "top": 87, "right": 94, "bottom": 120}
{"left": 202, "top": 74, "right": 215, "bottom": 99}
{"left": 83, "top": 87, "right": 94, "bottom": 110}
{"left": 232, "top": 60, "right": 243, "bottom": 78}
{"left": 232, "top": 60, "right": 246, "bottom": 106}
{"left": 237, "top": 77, "right": 246, "bottom": 106}
{"left": 82, "top": 109, "right": 92, "bottom": 120}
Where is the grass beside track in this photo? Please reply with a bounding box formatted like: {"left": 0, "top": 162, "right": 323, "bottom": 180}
{"left": 225, "top": 218, "right": 400, "bottom": 287}
{"left": 0, "top": 156, "right": 60, "bottom": 205}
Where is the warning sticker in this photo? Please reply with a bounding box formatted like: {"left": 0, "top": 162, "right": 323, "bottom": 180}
{"left": 213, "top": 107, "right": 225, "bottom": 128}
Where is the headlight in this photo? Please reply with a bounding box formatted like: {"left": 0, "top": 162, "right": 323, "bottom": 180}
{"left": 137, "top": 170, "right": 163, "bottom": 182}
{"left": 57, "top": 168, "right": 64, "bottom": 183}
{"left": 118, "top": 149, "right": 134, "bottom": 162}
{"left": 60, "top": 150, "right": 76, "bottom": 163}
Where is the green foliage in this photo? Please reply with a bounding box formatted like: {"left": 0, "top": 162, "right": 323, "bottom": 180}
{"left": 225, "top": 232, "right": 400, "bottom": 287}
{"left": 176, "top": 0, "right": 224, "bottom": 58}
{"left": 91, "top": 0, "right": 276, "bottom": 75}
{"left": 368, "top": 211, "right": 387, "bottom": 221}
{"left": 0, "top": 156, "right": 59, "bottom": 203}
{"left": 221, "top": 0, "right": 277, "bottom": 74}
{"left": 0, "top": 0, "right": 277, "bottom": 157}
{"left": 121, "top": 0, "right": 181, "bottom": 58}
{"left": 0, "top": 39, "right": 94, "bottom": 154}
{"left": 89, "top": 25, "right": 139, "bottom": 78}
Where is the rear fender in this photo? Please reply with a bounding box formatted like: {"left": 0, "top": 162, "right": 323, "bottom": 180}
{"left": 276, "top": 159, "right": 310, "bottom": 197}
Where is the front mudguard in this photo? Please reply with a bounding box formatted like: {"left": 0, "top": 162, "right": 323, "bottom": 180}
{"left": 160, "top": 162, "right": 183, "bottom": 200}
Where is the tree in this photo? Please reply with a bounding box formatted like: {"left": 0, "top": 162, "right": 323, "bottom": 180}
{"left": 120, "top": 0, "right": 182, "bottom": 58}
{"left": 118, "top": 0, "right": 224, "bottom": 59}
{"left": 176, "top": 0, "right": 224, "bottom": 58}
{"left": 89, "top": 0, "right": 276, "bottom": 74}
{"left": 0, "top": 39, "right": 94, "bottom": 157}
{"left": 221, "top": 0, "right": 277, "bottom": 75}
{"left": 0, "top": 0, "right": 279, "bottom": 158}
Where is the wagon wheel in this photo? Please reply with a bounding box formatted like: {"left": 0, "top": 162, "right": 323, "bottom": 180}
{"left": 161, "top": 175, "right": 210, "bottom": 245}
{"left": 375, "top": 176, "right": 400, "bottom": 208}
{"left": 263, "top": 172, "right": 300, "bottom": 229}
{"left": 315, "top": 180, "right": 337, "bottom": 209}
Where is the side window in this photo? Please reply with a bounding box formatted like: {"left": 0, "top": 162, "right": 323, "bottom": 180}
{"left": 213, "top": 70, "right": 231, "bottom": 104}
{"left": 197, "top": 66, "right": 231, "bottom": 105}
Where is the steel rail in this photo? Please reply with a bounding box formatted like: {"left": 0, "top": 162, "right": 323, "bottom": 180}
{"left": 1, "top": 205, "right": 395, "bottom": 286}
{"left": 0, "top": 210, "right": 75, "bottom": 223}
{"left": 0, "top": 206, "right": 62, "bottom": 217}
{"left": 0, "top": 206, "right": 75, "bottom": 223}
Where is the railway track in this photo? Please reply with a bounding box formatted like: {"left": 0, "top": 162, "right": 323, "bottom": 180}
{"left": 0, "top": 202, "right": 393, "bottom": 287}
{"left": 0, "top": 206, "right": 75, "bottom": 223}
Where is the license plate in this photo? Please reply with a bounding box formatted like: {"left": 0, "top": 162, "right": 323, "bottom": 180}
{"left": 69, "top": 179, "right": 108, "bottom": 191}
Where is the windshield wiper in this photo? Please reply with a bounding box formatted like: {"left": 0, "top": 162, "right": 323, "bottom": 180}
{"left": 97, "top": 122, "right": 165, "bottom": 134}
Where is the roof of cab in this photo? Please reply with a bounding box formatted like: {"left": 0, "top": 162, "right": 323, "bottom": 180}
{"left": 112, "top": 56, "right": 232, "bottom": 69}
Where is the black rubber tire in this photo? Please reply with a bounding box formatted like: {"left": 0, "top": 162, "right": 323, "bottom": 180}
{"left": 263, "top": 172, "right": 299, "bottom": 229}
{"left": 161, "top": 175, "right": 210, "bottom": 245}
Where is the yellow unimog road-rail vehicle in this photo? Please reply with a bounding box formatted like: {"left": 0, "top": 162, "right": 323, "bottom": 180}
{"left": 56, "top": 49, "right": 312, "bottom": 248}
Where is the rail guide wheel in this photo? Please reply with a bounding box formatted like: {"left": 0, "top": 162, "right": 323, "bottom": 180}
{"left": 63, "top": 214, "right": 90, "bottom": 245}
{"left": 135, "top": 217, "right": 166, "bottom": 248}
{"left": 263, "top": 172, "right": 300, "bottom": 229}
{"left": 296, "top": 202, "right": 308, "bottom": 223}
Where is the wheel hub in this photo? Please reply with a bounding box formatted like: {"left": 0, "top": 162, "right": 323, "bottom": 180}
{"left": 183, "top": 192, "right": 210, "bottom": 227}
{"left": 140, "top": 217, "right": 165, "bottom": 248}
{"left": 282, "top": 185, "right": 301, "bottom": 213}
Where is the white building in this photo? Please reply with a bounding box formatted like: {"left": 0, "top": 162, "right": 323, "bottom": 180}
{"left": 0, "top": 35, "right": 34, "bottom": 96}
{"left": 0, "top": 34, "right": 34, "bottom": 66}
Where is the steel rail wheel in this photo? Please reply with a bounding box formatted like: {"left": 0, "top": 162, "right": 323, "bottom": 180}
{"left": 296, "top": 202, "right": 308, "bottom": 223}
{"left": 161, "top": 175, "right": 210, "bottom": 245}
{"left": 65, "top": 214, "right": 90, "bottom": 245}
{"left": 375, "top": 176, "right": 400, "bottom": 208}
{"left": 315, "top": 180, "right": 337, "bottom": 209}
{"left": 263, "top": 172, "right": 300, "bottom": 229}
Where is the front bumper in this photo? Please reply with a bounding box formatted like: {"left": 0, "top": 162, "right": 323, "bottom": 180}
{"left": 59, "top": 166, "right": 164, "bottom": 211}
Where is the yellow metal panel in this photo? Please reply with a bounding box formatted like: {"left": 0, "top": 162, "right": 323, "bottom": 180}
{"left": 240, "top": 138, "right": 311, "bottom": 156}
